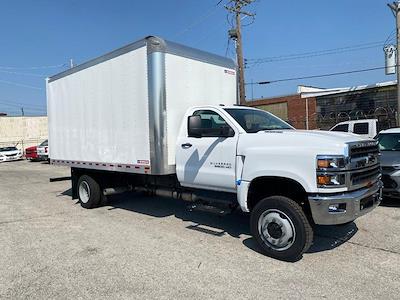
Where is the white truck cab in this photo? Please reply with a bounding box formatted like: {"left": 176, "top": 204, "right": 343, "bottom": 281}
{"left": 330, "top": 119, "right": 378, "bottom": 139}
{"left": 47, "top": 36, "right": 382, "bottom": 261}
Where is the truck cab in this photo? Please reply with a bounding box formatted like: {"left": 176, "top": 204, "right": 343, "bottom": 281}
{"left": 176, "top": 105, "right": 381, "bottom": 260}
{"left": 330, "top": 119, "right": 378, "bottom": 139}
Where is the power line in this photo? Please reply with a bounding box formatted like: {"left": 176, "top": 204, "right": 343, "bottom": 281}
{"left": 0, "top": 63, "right": 65, "bottom": 70}
{"left": 0, "top": 99, "right": 46, "bottom": 110}
{"left": 173, "top": 1, "right": 223, "bottom": 39}
{"left": 0, "top": 79, "right": 43, "bottom": 90}
{"left": 0, "top": 70, "right": 46, "bottom": 77}
{"left": 245, "top": 41, "right": 386, "bottom": 66}
{"left": 246, "top": 65, "right": 391, "bottom": 85}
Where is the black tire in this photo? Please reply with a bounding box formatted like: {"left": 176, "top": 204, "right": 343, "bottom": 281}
{"left": 77, "top": 175, "right": 101, "bottom": 209}
{"left": 250, "top": 196, "right": 313, "bottom": 261}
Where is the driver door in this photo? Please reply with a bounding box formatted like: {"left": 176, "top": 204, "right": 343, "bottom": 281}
{"left": 176, "top": 109, "right": 238, "bottom": 192}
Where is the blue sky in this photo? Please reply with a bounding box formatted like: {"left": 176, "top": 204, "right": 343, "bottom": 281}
{"left": 0, "top": 0, "right": 396, "bottom": 115}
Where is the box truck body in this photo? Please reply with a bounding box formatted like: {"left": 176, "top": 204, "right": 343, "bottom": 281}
{"left": 47, "top": 36, "right": 237, "bottom": 175}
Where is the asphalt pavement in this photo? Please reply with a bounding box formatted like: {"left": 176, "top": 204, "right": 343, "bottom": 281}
{"left": 1, "top": 160, "right": 399, "bottom": 299}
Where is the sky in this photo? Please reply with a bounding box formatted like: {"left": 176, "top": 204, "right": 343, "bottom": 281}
{"left": 0, "top": 0, "right": 396, "bottom": 116}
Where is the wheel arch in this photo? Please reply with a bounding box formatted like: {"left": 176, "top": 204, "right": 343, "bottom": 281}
{"left": 246, "top": 176, "right": 311, "bottom": 217}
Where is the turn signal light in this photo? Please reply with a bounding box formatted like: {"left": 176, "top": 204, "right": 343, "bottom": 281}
{"left": 317, "top": 160, "right": 330, "bottom": 169}
{"left": 317, "top": 175, "right": 331, "bottom": 185}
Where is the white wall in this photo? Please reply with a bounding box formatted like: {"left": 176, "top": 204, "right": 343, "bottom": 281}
{"left": 0, "top": 116, "right": 48, "bottom": 150}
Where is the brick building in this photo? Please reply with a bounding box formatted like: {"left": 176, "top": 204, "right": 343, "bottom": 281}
{"left": 247, "top": 81, "right": 397, "bottom": 130}
{"left": 247, "top": 94, "right": 317, "bottom": 129}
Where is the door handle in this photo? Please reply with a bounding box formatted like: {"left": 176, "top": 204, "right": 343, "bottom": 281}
{"left": 181, "top": 143, "right": 192, "bottom": 149}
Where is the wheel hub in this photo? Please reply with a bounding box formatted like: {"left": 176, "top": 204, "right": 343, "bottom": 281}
{"left": 79, "top": 181, "right": 90, "bottom": 204}
{"left": 258, "top": 210, "right": 296, "bottom": 251}
{"left": 267, "top": 222, "right": 283, "bottom": 239}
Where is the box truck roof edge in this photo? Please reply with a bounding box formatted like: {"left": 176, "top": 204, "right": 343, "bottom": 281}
{"left": 47, "top": 36, "right": 237, "bottom": 176}
{"left": 48, "top": 36, "right": 236, "bottom": 83}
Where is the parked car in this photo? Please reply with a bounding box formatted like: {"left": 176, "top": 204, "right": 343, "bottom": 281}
{"left": 36, "top": 140, "right": 49, "bottom": 161}
{"left": 0, "top": 146, "right": 23, "bottom": 162}
{"left": 330, "top": 119, "right": 378, "bottom": 139}
{"left": 376, "top": 128, "right": 400, "bottom": 199}
{"left": 25, "top": 145, "right": 38, "bottom": 161}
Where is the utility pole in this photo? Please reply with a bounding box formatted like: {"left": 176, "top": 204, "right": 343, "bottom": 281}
{"left": 70, "top": 58, "right": 74, "bottom": 68}
{"left": 388, "top": 1, "right": 400, "bottom": 126}
{"left": 226, "top": 0, "right": 255, "bottom": 105}
{"left": 21, "top": 107, "right": 24, "bottom": 116}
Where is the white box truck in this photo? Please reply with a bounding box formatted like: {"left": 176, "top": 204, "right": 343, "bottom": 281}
{"left": 47, "top": 36, "right": 382, "bottom": 261}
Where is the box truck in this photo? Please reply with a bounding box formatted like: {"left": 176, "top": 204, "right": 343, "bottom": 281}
{"left": 47, "top": 36, "right": 382, "bottom": 261}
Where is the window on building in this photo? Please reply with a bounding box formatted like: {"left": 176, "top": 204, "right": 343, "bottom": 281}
{"left": 331, "top": 124, "right": 349, "bottom": 132}
{"left": 353, "top": 123, "right": 369, "bottom": 135}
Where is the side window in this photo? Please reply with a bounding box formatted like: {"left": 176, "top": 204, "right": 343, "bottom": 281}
{"left": 353, "top": 123, "right": 369, "bottom": 135}
{"left": 192, "top": 110, "right": 232, "bottom": 137}
{"left": 331, "top": 124, "right": 349, "bottom": 132}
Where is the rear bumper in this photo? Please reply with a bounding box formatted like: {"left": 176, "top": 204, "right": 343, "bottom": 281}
{"left": 308, "top": 181, "right": 382, "bottom": 225}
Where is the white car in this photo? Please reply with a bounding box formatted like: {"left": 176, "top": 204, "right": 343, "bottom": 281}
{"left": 0, "top": 146, "right": 23, "bottom": 162}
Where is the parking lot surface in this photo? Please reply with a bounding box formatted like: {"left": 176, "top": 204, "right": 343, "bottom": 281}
{"left": 1, "top": 160, "right": 400, "bottom": 299}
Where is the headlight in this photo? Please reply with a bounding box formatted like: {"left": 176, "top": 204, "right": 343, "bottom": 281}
{"left": 317, "top": 155, "right": 347, "bottom": 171}
{"left": 316, "top": 155, "right": 348, "bottom": 188}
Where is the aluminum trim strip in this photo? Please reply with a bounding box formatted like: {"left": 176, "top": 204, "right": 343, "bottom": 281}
{"left": 51, "top": 159, "right": 151, "bottom": 174}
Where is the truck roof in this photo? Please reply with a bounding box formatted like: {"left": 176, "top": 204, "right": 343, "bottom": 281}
{"left": 48, "top": 36, "right": 236, "bottom": 83}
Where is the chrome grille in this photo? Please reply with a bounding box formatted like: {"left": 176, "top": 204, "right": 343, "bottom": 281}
{"left": 347, "top": 141, "right": 381, "bottom": 189}
{"left": 351, "top": 165, "right": 381, "bottom": 186}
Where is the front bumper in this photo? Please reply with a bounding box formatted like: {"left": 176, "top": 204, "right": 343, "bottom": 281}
{"left": 308, "top": 181, "right": 382, "bottom": 225}
{"left": 0, "top": 155, "right": 23, "bottom": 162}
{"left": 37, "top": 154, "right": 49, "bottom": 161}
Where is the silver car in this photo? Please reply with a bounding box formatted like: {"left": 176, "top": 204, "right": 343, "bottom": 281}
{"left": 376, "top": 128, "right": 400, "bottom": 199}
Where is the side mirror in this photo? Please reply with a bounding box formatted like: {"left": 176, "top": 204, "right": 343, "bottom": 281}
{"left": 188, "top": 115, "right": 202, "bottom": 138}
{"left": 221, "top": 126, "right": 235, "bottom": 137}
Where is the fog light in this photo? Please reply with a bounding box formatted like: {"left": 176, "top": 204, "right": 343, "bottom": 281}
{"left": 328, "top": 203, "right": 346, "bottom": 213}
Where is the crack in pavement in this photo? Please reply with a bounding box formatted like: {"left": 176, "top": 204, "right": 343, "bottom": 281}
{"left": 316, "top": 233, "right": 400, "bottom": 256}
{"left": 0, "top": 211, "right": 72, "bottom": 226}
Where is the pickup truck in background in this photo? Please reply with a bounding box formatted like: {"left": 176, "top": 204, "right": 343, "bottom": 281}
{"left": 47, "top": 36, "right": 382, "bottom": 261}
{"left": 330, "top": 119, "right": 379, "bottom": 139}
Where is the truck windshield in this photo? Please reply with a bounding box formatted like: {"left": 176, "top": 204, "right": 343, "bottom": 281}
{"left": 377, "top": 133, "right": 400, "bottom": 151}
{"left": 224, "top": 108, "right": 293, "bottom": 133}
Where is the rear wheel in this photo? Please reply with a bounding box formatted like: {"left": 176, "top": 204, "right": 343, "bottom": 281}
{"left": 250, "top": 196, "right": 313, "bottom": 261}
{"left": 77, "top": 175, "right": 101, "bottom": 209}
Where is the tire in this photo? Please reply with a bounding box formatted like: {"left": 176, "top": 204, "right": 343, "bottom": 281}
{"left": 77, "top": 175, "right": 101, "bottom": 209}
{"left": 250, "top": 196, "right": 313, "bottom": 261}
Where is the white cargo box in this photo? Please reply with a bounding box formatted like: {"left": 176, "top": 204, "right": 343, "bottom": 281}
{"left": 47, "top": 36, "right": 237, "bottom": 175}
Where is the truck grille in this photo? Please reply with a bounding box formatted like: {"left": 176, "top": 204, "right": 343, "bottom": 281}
{"left": 347, "top": 141, "right": 381, "bottom": 189}
{"left": 349, "top": 142, "right": 379, "bottom": 159}
{"left": 351, "top": 165, "right": 381, "bottom": 186}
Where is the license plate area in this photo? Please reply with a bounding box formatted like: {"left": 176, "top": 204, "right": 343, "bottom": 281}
{"left": 360, "top": 194, "right": 378, "bottom": 210}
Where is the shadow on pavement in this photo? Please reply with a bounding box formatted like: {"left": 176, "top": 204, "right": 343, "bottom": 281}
{"left": 62, "top": 190, "right": 361, "bottom": 258}
{"left": 108, "top": 192, "right": 250, "bottom": 239}
{"left": 380, "top": 197, "right": 400, "bottom": 208}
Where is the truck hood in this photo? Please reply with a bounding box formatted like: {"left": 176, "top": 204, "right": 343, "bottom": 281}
{"left": 380, "top": 151, "right": 400, "bottom": 167}
{"left": 237, "top": 129, "right": 369, "bottom": 155}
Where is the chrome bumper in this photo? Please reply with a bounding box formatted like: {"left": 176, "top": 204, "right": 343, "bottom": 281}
{"left": 308, "top": 181, "right": 382, "bottom": 225}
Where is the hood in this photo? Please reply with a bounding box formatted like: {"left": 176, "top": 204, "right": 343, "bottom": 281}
{"left": 0, "top": 149, "right": 20, "bottom": 156}
{"left": 237, "top": 129, "right": 370, "bottom": 155}
{"left": 26, "top": 146, "right": 37, "bottom": 151}
{"left": 380, "top": 151, "right": 400, "bottom": 166}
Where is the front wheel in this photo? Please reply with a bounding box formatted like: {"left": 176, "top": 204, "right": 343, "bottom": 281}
{"left": 250, "top": 196, "right": 313, "bottom": 261}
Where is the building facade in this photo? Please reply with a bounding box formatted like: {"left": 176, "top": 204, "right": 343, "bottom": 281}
{"left": 248, "top": 81, "right": 397, "bottom": 130}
